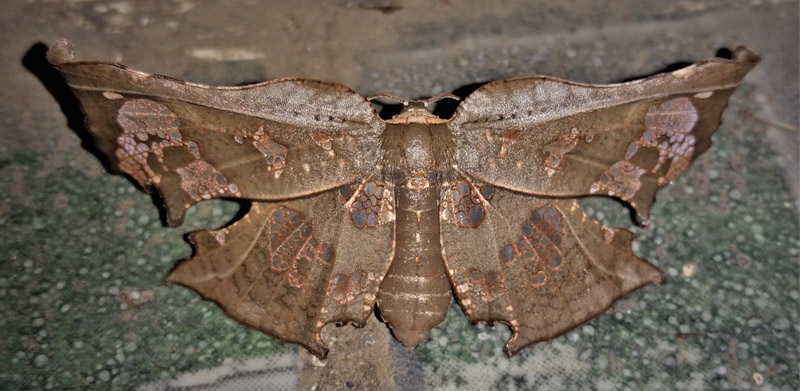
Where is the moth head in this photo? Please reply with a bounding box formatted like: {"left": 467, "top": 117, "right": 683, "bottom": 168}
{"left": 368, "top": 93, "right": 460, "bottom": 124}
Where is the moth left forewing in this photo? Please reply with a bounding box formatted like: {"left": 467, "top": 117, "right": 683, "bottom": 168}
{"left": 449, "top": 47, "right": 759, "bottom": 223}
{"left": 48, "top": 39, "right": 384, "bottom": 225}
{"left": 438, "top": 179, "right": 664, "bottom": 355}
{"left": 166, "top": 179, "right": 396, "bottom": 358}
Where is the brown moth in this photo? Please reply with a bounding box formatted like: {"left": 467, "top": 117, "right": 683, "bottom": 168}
{"left": 47, "top": 38, "right": 759, "bottom": 359}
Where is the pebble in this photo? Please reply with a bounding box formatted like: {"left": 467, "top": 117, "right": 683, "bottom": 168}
{"left": 568, "top": 332, "right": 580, "bottom": 342}
{"left": 34, "top": 354, "right": 48, "bottom": 367}
{"left": 772, "top": 317, "right": 790, "bottom": 330}
{"left": 98, "top": 370, "right": 111, "bottom": 382}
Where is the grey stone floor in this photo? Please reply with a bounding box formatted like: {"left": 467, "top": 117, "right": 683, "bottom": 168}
{"left": 1, "top": 1, "right": 797, "bottom": 390}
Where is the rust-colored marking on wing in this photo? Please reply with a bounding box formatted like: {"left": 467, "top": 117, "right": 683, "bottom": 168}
{"left": 467, "top": 269, "right": 508, "bottom": 303}
{"left": 528, "top": 271, "right": 547, "bottom": 288}
{"left": 311, "top": 132, "right": 335, "bottom": 158}
{"left": 441, "top": 178, "right": 495, "bottom": 228}
{"left": 327, "top": 271, "right": 378, "bottom": 305}
{"left": 115, "top": 99, "right": 185, "bottom": 185}
{"left": 591, "top": 97, "right": 699, "bottom": 197}
{"left": 176, "top": 159, "right": 238, "bottom": 202}
{"left": 590, "top": 160, "right": 647, "bottom": 199}
{"left": 501, "top": 206, "right": 566, "bottom": 286}
{"left": 346, "top": 181, "right": 394, "bottom": 228}
{"left": 542, "top": 128, "right": 580, "bottom": 173}
{"left": 267, "top": 206, "right": 333, "bottom": 288}
{"left": 250, "top": 129, "right": 288, "bottom": 173}
{"left": 643, "top": 97, "right": 699, "bottom": 184}
{"left": 497, "top": 130, "right": 521, "bottom": 157}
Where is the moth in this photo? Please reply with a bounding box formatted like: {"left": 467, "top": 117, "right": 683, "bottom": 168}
{"left": 47, "top": 38, "right": 759, "bottom": 358}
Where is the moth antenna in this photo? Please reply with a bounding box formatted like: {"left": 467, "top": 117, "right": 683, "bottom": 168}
{"left": 425, "top": 93, "right": 461, "bottom": 105}
{"left": 368, "top": 93, "right": 409, "bottom": 106}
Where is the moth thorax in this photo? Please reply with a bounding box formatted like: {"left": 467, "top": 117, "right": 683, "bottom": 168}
{"left": 405, "top": 138, "right": 434, "bottom": 172}
{"left": 386, "top": 102, "right": 449, "bottom": 124}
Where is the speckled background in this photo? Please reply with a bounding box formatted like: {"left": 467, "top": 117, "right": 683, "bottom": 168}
{"left": 1, "top": 1, "right": 797, "bottom": 390}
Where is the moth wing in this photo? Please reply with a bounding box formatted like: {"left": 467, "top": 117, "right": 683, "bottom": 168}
{"left": 48, "top": 39, "right": 384, "bottom": 225}
{"left": 448, "top": 47, "right": 759, "bottom": 224}
{"left": 166, "top": 180, "right": 396, "bottom": 358}
{"left": 439, "top": 180, "right": 662, "bottom": 355}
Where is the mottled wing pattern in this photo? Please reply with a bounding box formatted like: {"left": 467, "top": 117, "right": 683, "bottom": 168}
{"left": 47, "top": 39, "right": 384, "bottom": 225}
{"left": 439, "top": 180, "right": 664, "bottom": 354}
{"left": 166, "top": 180, "right": 395, "bottom": 358}
{"left": 449, "top": 47, "right": 759, "bottom": 223}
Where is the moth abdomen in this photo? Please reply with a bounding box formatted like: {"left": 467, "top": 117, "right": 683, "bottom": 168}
{"left": 377, "top": 173, "right": 452, "bottom": 347}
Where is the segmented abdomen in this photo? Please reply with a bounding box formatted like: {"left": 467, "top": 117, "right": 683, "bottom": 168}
{"left": 377, "top": 177, "right": 451, "bottom": 347}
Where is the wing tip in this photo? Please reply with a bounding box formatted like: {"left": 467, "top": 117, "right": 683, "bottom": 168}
{"left": 46, "top": 38, "right": 75, "bottom": 66}
{"left": 731, "top": 45, "right": 761, "bottom": 66}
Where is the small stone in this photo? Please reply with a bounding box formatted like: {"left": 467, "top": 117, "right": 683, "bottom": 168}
{"left": 34, "top": 354, "right": 49, "bottom": 367}
{"left": 772, "top": 317, "right": 790, "bottom": 330}
{"left": 701, "top": 312, "right": 712, "bottom": 322}
{"left": 98, "top": 370, "right": 111, "bottom": 382}
{"left": 568, "top": 332, "right": 580, "bottom": 342}
{"left": 124, "top": 342, "right": 137, "bottom": 352}
{"left": 582, "top": 325, "right": 595, "bottom": 336}
{"left": 728, "top": 189, "right": 742, "bottom": 200}
{"left": 596, "top": 354, "right": 608, "bottom": 370}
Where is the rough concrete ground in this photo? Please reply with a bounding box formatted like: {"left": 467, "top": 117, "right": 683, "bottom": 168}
{"left": 1, "top": 1, "right": 797, "bottom": 391}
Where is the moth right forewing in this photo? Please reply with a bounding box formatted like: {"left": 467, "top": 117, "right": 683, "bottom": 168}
{"left": 448, "top": 47, "right": 759, "bottom": 224}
